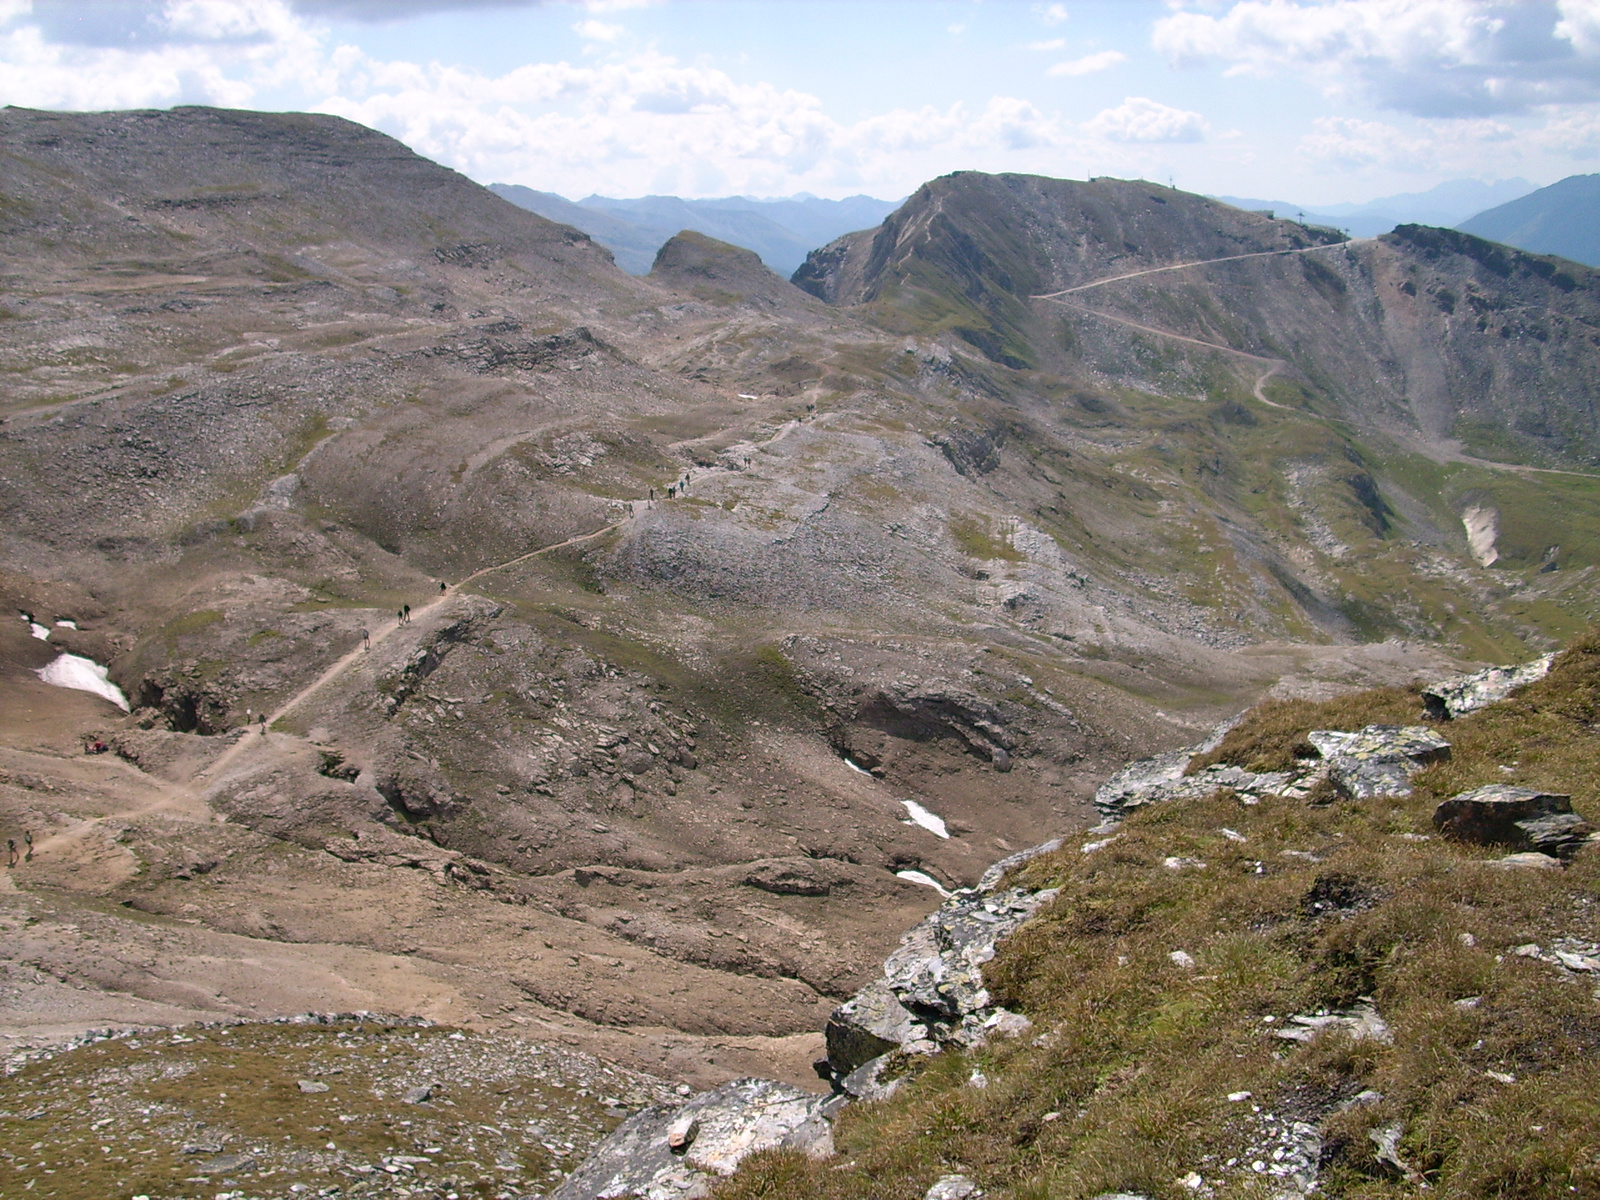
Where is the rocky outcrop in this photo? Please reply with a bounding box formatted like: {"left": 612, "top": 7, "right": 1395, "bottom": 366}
{"left": 1095, "top": 723, "right": 1450, "bottom": 819}
{"left": 1306, "top": 725, "right": 1450, "bottom": 799}
{"left": 549, "top": 1078, "right": 838, "bottom": 1200}
{"left": 822, "top": 882, "right": 1051, "bottom": 1085}
{"left": 1422, "top": 654, "right": 1555, "bottom": 719}
{"left": 556, "top": 844, "right": 1059, "bottom": 1196}
{"left": 1093, "top": 754, "right": 1296, "bottom": 819}
{"left": 1433, "top": 785, "right": 1595, "bottom": 858}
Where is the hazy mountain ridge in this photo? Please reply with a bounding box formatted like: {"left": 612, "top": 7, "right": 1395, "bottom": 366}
{"left": 1212, "top": 177, "right": 1536, "bottom": 238}
{"left": 490, "top": 183, "right": 901, "bottom": 276}
{"left": 1457, "top": 174, "right": 1600, "bottom": 268}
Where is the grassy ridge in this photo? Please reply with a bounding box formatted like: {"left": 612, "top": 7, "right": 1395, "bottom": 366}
{"left": 718, "top": 633, "right": 1600, "bottom": 1200}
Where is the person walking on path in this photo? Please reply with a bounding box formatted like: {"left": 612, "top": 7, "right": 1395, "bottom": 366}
{"left": 7, "top": 839, "right": 16, "bottom": 868}
{"left": 359, "top": 627, "right": 370, "bottom": 651}
{"left": 24, "top": 831, "right": 32, "bottom": 862}
{"left": 404, "top": 604, "right": 411, "bottom": 624}
{"left": 439, "top": 581, "right": 447, "bottom": 593}
{"left": 259, "top": 714, "right": 267, "bottom": 737}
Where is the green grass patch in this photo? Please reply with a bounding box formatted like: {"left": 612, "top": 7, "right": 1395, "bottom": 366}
{"left": 949, "top": 513, "right": 1024, "bottom": 562}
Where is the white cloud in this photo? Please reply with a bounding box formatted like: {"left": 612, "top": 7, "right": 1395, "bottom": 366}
{"left": 1296, "top": 113, "right": 1523, "bottom": 177}
{"left": 1086, "top": 95, "right": 1208, "bottom": 142}
{"left": 1297, "top": 115, "right": 1435, "bottom": 167}
{"left": 1049, "top": 49, "right": 1127, "bottom": 76}
{"left": 1035, "top": 3, "right": 1070, "bottom": 25}
{"left": 1153, "top": 1, "right": 1600, "bottom": 117}
{"left": 1556, "top": 0, "right": 1600, "bottom": 53}
{"left": 573, "top": 18, "right": 622, "bottom": 40}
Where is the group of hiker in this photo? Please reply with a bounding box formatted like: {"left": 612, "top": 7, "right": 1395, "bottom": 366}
{"left": 6, "top": 830, "right": 33, "bottom": 867}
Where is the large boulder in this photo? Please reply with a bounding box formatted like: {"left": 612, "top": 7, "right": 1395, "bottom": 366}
{"left": 1423, "top": 654, "right": 1554, "bottom": 720}
{"left": 1433, "top": 785, "right": 1594, "bottom": 858}
{"left": 1306, "top": 725, "right": 1450, "bottom": 799}
{"left": 824, "top": 976, "right": 925, "bottom": 1077}
{"left": 551, "top": 1078, "right": 837, "bottom": 1200}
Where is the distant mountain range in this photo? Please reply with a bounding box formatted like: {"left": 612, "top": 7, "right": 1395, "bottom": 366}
{"left": 1457, "top": 174, "right": 1600, "bottom": 268}
{"left": 489, "top": 185, "right": 902, "bottom": 276}
{"left": 1211, "top": 178, "right": 1536, "bottom": 238}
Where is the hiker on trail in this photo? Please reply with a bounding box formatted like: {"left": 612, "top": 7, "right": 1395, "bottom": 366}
{"left": 397, "top": 609, "right": 404, "bottom": 625}
{"left": 6, "top": 839, "right": 15, "bottom": 868}
{"left": 23, "top": 831, "right": 32, "bottom": 862}
{"left": 259, "top": 714, "right": 267, "bottom": 737}
{"left": 404, "top": 604, "right": 411, "bottom": 624}
{"left": 439, "top": 581, "right": 447, "bottom": 593}
{"left": 359, "top": 627, "right": 370, "bottom": 651}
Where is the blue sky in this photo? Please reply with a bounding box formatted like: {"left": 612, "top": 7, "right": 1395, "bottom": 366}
{"left": 4, "top": 1, "right": 1599, "bottom": 204}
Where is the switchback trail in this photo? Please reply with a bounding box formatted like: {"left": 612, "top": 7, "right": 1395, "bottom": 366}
{"left": 200, "top": 519, "right": 627, "bottom": 783}
{"left": 1035, "top": 294, "right": 1292, "bottom": 411}
{"left": 1031, "top": 239, "right": 1359, "bottom": 301}
{"left": 31, "top": 520, "right": 629, "bottom": 857}
{"left": 1035, "top": 294, "right": 1600, "bottom": 480}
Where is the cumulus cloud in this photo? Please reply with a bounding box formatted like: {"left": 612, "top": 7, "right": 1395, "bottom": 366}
{"left": 1086, "top": 96, "right": 1208, "bottom": 142}
{"left": 1153, "top": 0, "right": 1600, "bottom": 117}
{"left": 1297, "top": 115, "right": 1437, "bottom": 167}
{"left": 1048, "top": 49, "right": 1126, "bottom": 76}
{"left": 1035, "top": 3, "right": 1069, "bottom": 25}
{"left": 572, "top": 17, "right": 621, "bottom": 40}
{"left": 1297, "top": 113, "right": 1525, "bottom": 176}
{"left": 0, "top": 0, "right": 1223, "bottom": 197}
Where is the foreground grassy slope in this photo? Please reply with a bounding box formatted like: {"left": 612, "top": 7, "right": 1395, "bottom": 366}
{"left": 721, "top": 632, "right": 1600, "bottom": 1200}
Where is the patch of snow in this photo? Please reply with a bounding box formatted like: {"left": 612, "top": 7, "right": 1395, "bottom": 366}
{"left": 30, "top": 622, "right": 51, "bottom": 640}
{"left": 843, "top": 757, "right": 873, "bottom": 776}
{"left": 1462, "top": 503, "right": 1499, "bottom": 566}
{"left": 35, "top": 653, "right": 130, "bottom": 711}
{"left": 55, "top": 619, "right": 77, "bottom": 629}
{"left": 901, "top": 799, "right": 950, "bottom": 838}
{"left": 896, "top": 869, "right": 952, "bottom": 897}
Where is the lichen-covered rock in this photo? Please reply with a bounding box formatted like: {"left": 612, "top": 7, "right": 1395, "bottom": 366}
{"left": 884, "top": 887, "right": 1058, "bottom": 1044}
{"left": 823, "top": 886, "right": 1057, "bottom": 1081}
{"left": 1433, "top": 785, "right": 1593, "bottom": 857}
{"left": 824, "top": 976, "right": 925, "bottom": 1078}
{"left": 976, "top": 838, "right": 1062, "bottom": 891}
{"left": 1092, "top": 749, "right": 1192, "bottom": 817}
{"left": 838, "top": 1052, "right": 904, "bottom": 1101}
{"left": 1306, "top": 725, "right": 1450, "bottom": 799}
{"left": 551, "top": 1078, "right": 836, "bottom": 1200}
{"left": 1422, "top": 654, "right": 1554, "bottom": 720}
{"left": 1092, "top": 753, "right": 1295, "bottom": 819}
{"left": 925, "top": 1175, "right": 984, "bottom": 1200}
